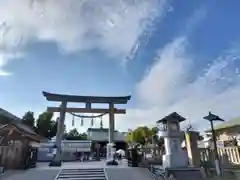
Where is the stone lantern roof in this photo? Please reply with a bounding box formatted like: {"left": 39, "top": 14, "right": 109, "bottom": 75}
{"left": 156, "top": 112, "right": 186, "bottom": 124}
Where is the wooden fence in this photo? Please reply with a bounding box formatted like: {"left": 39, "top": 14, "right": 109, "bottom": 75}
{"left": 140, "top": 146, "right": 240, "bottom": 167}
{"left": 0, "top": 144, "right": 24, "bottom": 169}
{"left": 200, "top": 147, "right": 240, "bottom": 166}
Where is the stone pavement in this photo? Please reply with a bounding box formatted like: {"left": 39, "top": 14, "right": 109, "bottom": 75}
{"left": 36, "top": 159, "right": 130, "bottom": 170}
{"left": 0, "top": 160, "right": 151, "bottom": 180}
{"left": 0, "top": 169, "right": 59, "bottom": 180}
{"left": 105, "top": 167, "right": 153, "bottom": 180}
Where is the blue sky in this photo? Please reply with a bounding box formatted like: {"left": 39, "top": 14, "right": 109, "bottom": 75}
{"left": 0, "top": 0, "right": 240, "bottom": 132}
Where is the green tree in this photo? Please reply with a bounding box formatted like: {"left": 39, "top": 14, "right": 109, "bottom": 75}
{"left": 36, "top": 112, "right": 55, "bottom": 138}
{"left": 65, "top": 128, "right": 88, "bottom": 140}
{"left": 22, "top": 111, "right": 35, "bottom": 128}
{"left": 68, "top": 128, "right": 79, "bottom": 137}
{"left": 125, "top": 130, "right": 134, "bottom": 143}
{"left": 150, "top": 127, "right": 159, "bottom": 142}
{"left": 126, "top": 126, "right": 162, "bottom": 146}
{"left": 49, "top": 120, "right": 59, "bottom": 138}
{"left": 126, "top": 126, "right": 153, "bottom": 145}
{"left": 50, "top": 118, "right": 67, "bottom": 139}
{"left": 80, "top": 132, "right": 88, "bottom": 140}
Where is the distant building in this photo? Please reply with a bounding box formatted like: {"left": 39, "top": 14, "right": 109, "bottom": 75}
{"left": 87, "top": 128, "right": 126, "bottom": 141}
{"left": 37, "top": 138, "right": 92, "bottom": 162}
{"left": 205, "top": 116, "right": 240, "bottom": 146}
{"left": 87, "top": 128, "right": 127, "bottom": 155}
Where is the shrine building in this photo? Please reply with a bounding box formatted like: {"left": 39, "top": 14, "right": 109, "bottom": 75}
{"left": 87, "top": 128, "right": 127, "bottom": 156}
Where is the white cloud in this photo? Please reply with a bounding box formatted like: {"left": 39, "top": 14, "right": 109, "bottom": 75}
{"left": 0, "top": 55, "right": 11, "bottom": 76}
{"left": 0, "top": 52, "right": 23, "bottom": 76}
{"left": 0, "top": 0, "right": 169, "bottom": 75}
{"left": 136, "top": 37, "right": 190, "bottom": 107}
{"left": 0, "top": 0, "right": 167, "bottom": 65}
{"left": 116, "top": 37, "right": 240, "bottom": 132}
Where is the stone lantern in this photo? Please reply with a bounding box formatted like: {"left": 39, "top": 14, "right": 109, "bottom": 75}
{"left": 157, "top": 112, "right": 188, "bottom": 168}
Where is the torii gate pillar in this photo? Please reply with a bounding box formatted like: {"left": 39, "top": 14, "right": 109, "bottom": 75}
{"left": 106, "top": 103, "right": 116, "bottom": 162}
{"left": 50, "top": 101, "right": 67, "bottom": 166}
{"left": 109, "top": 102, "right": 115, "bottom": 143}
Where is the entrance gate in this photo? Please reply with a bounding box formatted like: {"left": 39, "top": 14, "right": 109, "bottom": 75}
{"left": 42, "top": 91, "right": 131, "bottom": 166}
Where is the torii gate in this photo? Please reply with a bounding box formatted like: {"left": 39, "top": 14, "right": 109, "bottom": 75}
{"left": 42, "top": 91, "right": 131, "bottom": 166}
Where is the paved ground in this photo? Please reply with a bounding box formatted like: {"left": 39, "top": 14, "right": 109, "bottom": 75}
{"left": 0, "top": 160, "right": 132, "bottom": 180}
{"left": 2, "top": 161, "right": 238, "bottom": 180}
{"left": 2, "top": 161, "right": 237, "bottom": 180}
{"left": 0, "top": 169, "right": 59, "bottom": 180}
{"left": 105, "top": 167, "right": 153, "bottom": 180}
{"left": 36, "top": 159, "right": 130, "bottom": 170}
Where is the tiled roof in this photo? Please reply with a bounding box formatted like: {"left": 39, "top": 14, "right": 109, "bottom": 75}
{"left": 0, "top": 123, "right": 41, "bottom": 142}
{"left": 0, "top": 108, "right": 37, "bottom": 135}
{"left": 0, "top": 108, "right": 21, "bottom": 122}
{"left": 15, "top": 123, "right": 37, "bottom": 135}
{"left": 157, "top": 112, "right": 186, "bottom": 123}
{"left": 205, "top": 117, "right": 240, "bottom": 132}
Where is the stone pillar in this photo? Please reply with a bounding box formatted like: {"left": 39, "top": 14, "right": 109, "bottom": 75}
{"left": 185, "top": 131, "right": 201, "bottom": 167}
{"left": 108, "top": 103, "right": 115, "bottom": 144}
{"left": 106, "top": 103, "right": 115, "bottom": 163}
{"left": 52, "top": 101, "right": 67, "bottom": 166}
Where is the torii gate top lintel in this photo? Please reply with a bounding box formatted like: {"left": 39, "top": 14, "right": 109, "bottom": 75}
{"left": 42, "top": 91, "right": 131, "bottom": 104}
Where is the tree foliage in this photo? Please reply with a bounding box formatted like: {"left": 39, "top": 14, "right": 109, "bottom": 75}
{"left": 21, "top": 110, "right": 88, "bottom": 140}
{"left": 35, "top": 112, "right": 57, "bottom": 139}
{"left": 64, "top": 128, "right": 88, "bottom": 140}
{"left": 20, "top": 110, "right": 91, "bottom": 141}
{"left": 22, "top": 111, "right": 35, "bottom": 128}
{"left": 126, "top": 126, "right": 160, "bottom": 145}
